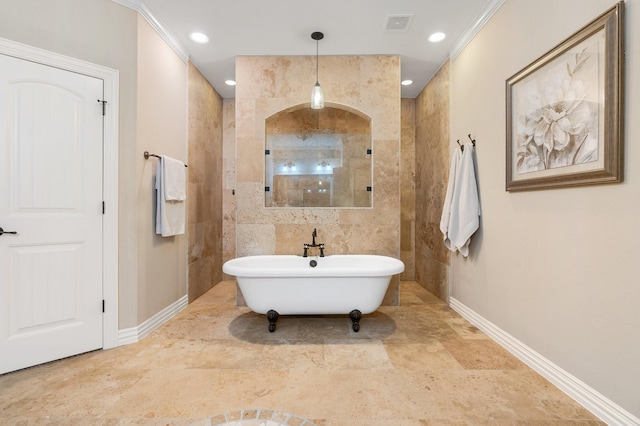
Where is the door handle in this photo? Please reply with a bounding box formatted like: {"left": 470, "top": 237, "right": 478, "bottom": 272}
{"left": 0, "top": 227, "right": 17, "bottom": 236}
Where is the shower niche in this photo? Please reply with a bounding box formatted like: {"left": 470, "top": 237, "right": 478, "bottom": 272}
{"left": 265, "top": 104, "right": 372, "bottom": 208}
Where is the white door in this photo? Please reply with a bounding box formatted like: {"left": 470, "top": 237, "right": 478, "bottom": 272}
{"left": 0, "top": 54, "right": 104, "bottom": 374}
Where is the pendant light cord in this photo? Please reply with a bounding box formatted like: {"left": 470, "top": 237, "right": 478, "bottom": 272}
{"left": 311, "top": 31, "right": 323, "bottom": 84}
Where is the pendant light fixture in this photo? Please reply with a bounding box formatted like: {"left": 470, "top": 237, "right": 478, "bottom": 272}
{"left": 310, "top": 31, "right": 324, "bottom": 109}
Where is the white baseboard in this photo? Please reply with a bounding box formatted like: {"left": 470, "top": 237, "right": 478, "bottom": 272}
{"left": 117, "top": 295, "right": 188, "bottom": 346}
{"left": 449, "top": 298, "right": 640, "bottom": 426}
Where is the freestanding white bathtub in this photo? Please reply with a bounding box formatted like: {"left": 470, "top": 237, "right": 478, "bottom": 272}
{"left": 222, "top": 254, "right": 405, "bottom": 332}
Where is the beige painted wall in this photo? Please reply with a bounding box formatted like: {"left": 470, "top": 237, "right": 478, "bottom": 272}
{"left": 187, "top": 62, "right": 224, "bottom": 301}
{"left": 136, "top": 15, "right": 188, "bottom": 323}
{"left": 450, "top": 0, "right": 639, "bottom": 416}
{"left": 234, "top": 55, "right": 401, "bottom": 304}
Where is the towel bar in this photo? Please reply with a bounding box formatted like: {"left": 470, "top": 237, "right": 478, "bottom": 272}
{"left": 144, "top": 151, "right": 187, "bottom": 167}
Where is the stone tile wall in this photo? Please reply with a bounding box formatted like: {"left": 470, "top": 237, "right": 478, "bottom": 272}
{"left": 187, "top": 62, "right": 224, "bottom": 301}
{"left": 234, "top": 55, "right": 401, "bottom": 304}
{"left": 415, "top": 60, "right": 451, "bottom": 301}
{"left": 400, "top": 99, "right": 416, "bottom": 280}
{"left": 222, "top": 99, "right": 237, "bottom": 280}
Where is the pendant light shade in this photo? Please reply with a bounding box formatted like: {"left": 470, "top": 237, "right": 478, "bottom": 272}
{"left": 310, "top": 31, "right": 324, "bottom": 109}
{"left": 311, "top": 82, "right": 324, "bottom": 110}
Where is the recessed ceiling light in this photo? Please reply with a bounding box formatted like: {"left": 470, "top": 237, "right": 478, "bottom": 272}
{"left": 225, "top": 80, "right": 236, "bottom": 86}
{"left": 189, "top": 32, "right": 209, "bottom": 43}
{"left": 401, "top": 80, "right": 413, "bottom": 86}
{"left": 428, "top": 32, "right": 446, "bottom": 43}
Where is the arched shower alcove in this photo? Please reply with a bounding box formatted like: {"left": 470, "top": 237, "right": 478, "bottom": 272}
{"left": 264, "top": 103, "right": 372, "bottom": 208}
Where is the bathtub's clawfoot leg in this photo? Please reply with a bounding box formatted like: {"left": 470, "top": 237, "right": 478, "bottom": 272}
{"left": 267, "top": 310, "right": 279, "bottom": 332}
{"left": 349, "top": 309, "right": 362, "bottom": 332}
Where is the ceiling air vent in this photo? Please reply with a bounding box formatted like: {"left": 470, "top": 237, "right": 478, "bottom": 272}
{"left": 384, "top": 14, "right": 414, "bottom": 31}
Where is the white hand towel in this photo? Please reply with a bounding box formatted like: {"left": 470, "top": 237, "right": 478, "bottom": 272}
{"left": 447, "top": 144, "right": 480, "bottom": 257}
{"left": 155, "top": 157, "right": 186, "bottom": 237}
{"left": 162, "top": 155, "right": 186, "bottom": 201}
{"left": 440, "top": 146, "right": 462, "bottom": 251}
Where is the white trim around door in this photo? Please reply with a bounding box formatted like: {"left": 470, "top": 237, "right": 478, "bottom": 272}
{"left": 0, "top": 37, "right": 120, "bottom": 350}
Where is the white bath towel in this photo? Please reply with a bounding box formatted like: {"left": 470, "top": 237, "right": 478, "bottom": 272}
{"left": 447, "top": 143, "right": 480, "bottom": 257}
{"left": 440, "top": 146, "right": 462, "bottom": 251}
{"left": 155, "top": 156, "right": 186, "bottom": 237}
{"left": 162, "top": 155, "right": 186, "bottom": 201}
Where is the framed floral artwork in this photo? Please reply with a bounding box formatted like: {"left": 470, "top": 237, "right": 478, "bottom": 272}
{"left": 506, "top": 2, "right": 624, "bottom": 191}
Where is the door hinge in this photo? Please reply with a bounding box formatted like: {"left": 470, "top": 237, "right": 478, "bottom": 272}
{"left": 97, "top": 99, "right": 107, "bottom": 116}
{"left": 102, "top": 300, "right": 105, "bottom": 313}
{"left": 102, "top": 201, "right": 105, "bottom": 214}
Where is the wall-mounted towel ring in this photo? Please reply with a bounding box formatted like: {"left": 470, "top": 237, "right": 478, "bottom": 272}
{"left": 144, "top": 151, "right": 187, "bottom": 167}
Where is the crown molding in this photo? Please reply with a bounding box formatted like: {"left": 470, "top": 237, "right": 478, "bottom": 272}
{"left": 111, "top": 0, "right": 142, "bottom": 9}
{"left": 115, "top": 0, "right": 500, "bottom": 68}
{"left": 449, "top": 0, "right": 506, "bottom": 61}
{"left": 112, "top": 0, "right": 189, "bottom": 63}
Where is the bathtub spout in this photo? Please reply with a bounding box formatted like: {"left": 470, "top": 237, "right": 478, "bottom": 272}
{"left": 303, "top": 228, "right": 325, "bottom": 257}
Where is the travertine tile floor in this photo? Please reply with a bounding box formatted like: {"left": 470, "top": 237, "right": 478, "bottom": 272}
{"left": 0, "top": 281, "right": 604, "bottom": 425}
